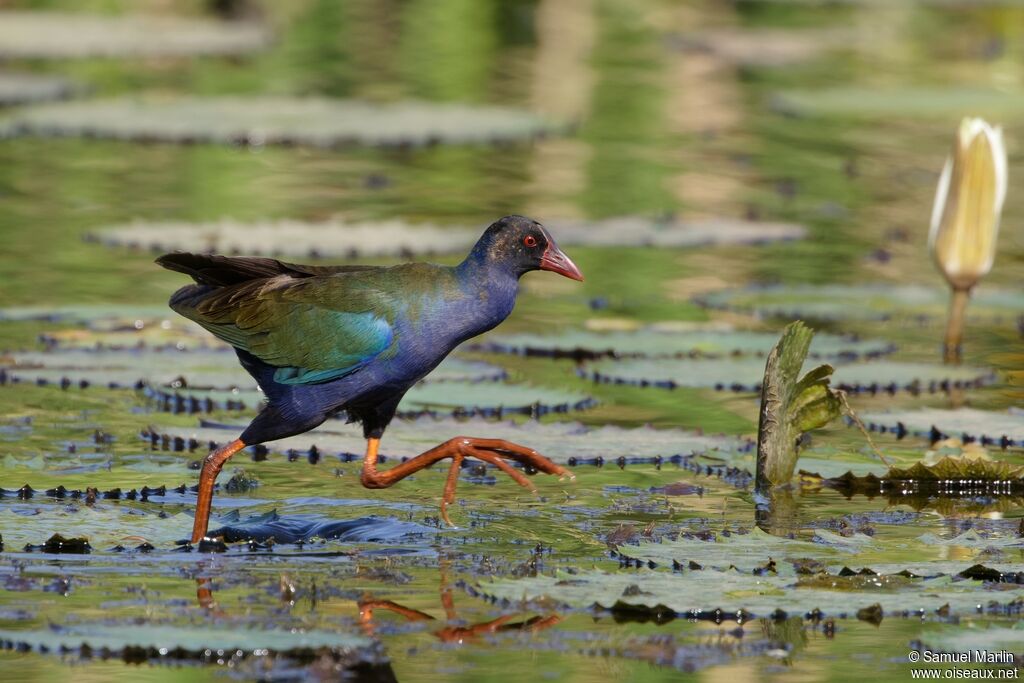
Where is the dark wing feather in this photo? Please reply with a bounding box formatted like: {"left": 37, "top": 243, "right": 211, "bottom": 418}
{"left": 157, "top": 253, "right": 395, "bottom": 385}
{"left": 155, "top": 253, "right": 378, "bottom": 287}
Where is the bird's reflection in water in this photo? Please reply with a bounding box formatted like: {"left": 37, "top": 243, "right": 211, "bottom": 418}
{"left": 193, "top": 562, "right": 561, "bottom": 673}
{"left": 357, "top": 564, "right": 561, "bottom": 644}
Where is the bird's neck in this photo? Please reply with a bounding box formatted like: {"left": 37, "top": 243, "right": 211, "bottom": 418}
{"left": 455, "top": 252, "right": 520, "bottom": 288}
{"left": 454, "top": 254, "right": 520, "bottom": 321}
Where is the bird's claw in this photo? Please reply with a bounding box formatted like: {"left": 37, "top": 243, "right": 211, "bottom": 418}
{"left": 433, "top": 437, "right": 572, "bottom": 524}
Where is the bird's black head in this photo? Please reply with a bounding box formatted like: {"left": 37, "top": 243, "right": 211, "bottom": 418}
{"left": 467, "top": 215, "right": 584, "bottom": 281}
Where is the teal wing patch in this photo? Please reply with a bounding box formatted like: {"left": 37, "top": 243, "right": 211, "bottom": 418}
{"left": 170, "top": 278, "right": 396, "bottom": 385}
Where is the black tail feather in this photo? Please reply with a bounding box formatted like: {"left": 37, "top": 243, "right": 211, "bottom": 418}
{"left": 155, "top": 253, "right": 295, "bottom": 287}
{"left": 156, "top": 252, "right": 379, "bottom": 287}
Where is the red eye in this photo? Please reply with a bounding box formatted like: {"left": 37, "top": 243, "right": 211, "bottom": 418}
{"left": 523, "top": 235, "right": 538, "bottom": 248}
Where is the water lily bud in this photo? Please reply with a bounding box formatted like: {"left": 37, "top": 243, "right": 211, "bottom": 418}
{"left": 928, "top": 117, "right": 1007, "bottom": 291}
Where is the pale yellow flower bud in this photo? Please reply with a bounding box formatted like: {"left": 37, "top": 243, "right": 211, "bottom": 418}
{"left": 928, "top": 117, "right": 1007, "bottom": 363}
{"left": 929, "top": 117, "right": 1007, "bottom": 291}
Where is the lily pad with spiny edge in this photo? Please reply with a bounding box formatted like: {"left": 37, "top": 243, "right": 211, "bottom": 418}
{"left": 612, "top": 526, "right": 1024, "bottom": 576}
{"left": 0, "top": 304, "right": 180, "bottom": 326}
{"left": 89, "top": 215, "right": 806, "bottom": 260}
{"left": 855, "top": 408, "right": 1024, "bottom": 449}
{"left": 0, "top": 623, "right": 377, "bottom": 664}
{"left": 0, "top": 502, "right": 435, "bottom": 550}
{"left": 0, "top": 11, "right": 271, "bottom": 59}
{"left": 143, "top": 378, "right": 597, "bottom": 420}
{"left": 0, "top": 72, "right": 83, "bottom": 106}
{"left": 472, "top": 565, "right": 1024, "bottom": 621}
{"left": 809, "top": 454, "right": 1024, "bottom": 499}
{"left": 4, "top": 97, "right": 565, "bottom": 148}
{"left": 140, "top": 416, "right": 752, "bottom": 470}
{"left": 0, "top": 348, "right": 504, "bottom": 391}
{"left": 0, "top": 304, "right": 216, "bottom": 349}
{"left": 584, "top": 358, "right": 995, "bottom": 394}
{"left": 473, "top": 327, "right": 894, "bottom": 361}
{"left": 698, "top": 284, "right": 1023, "bottom": 324}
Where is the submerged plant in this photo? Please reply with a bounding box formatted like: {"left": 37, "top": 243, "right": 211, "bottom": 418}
{"left": 929, "top": 117, "right": 1007, "bottom": 363}
{"left": 755, "top": 322, "right": 842, "bottom": 492}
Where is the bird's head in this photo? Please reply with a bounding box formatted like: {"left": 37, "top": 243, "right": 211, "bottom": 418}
{"left": 469, "top": 215, "right": 584, "bottom": 281}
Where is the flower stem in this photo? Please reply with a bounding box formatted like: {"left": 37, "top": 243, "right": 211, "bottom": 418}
{"left": 943, "top": 286, "right": 971, "bottom": 364}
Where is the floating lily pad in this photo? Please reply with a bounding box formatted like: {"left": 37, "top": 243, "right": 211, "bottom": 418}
{"left": 772, "top": 87, "right": 1024, "bottom": 119}
{"left": 94, "top": 219, "right": 481, "bottom": 260}
{"left": 1, "top": 349, "right": 504, "bottom": 391}
{"left": 0, "top": 500, "right": 433, "bottom": 549}
{"left": 144, "top": 379, "right": 596, "bottom": 419}
{"left": 474, "top": 328, "right": 893, "bottom": 361}
{"left": 613, "top": 528, "right": 866, "bottom": 573}
{"left": 142, "top": 416, "right": 749, "bottom": 467}
{"left": 475, "top": 567, "right": 1023, "bottom": 620}
{"left": 0, "top": 72, "right": 83, "bottom": 106}
{"left": 585, "top": 358, "right": 994, "bottom": 394}
{"left": 917, "top": 530, "right": 1024, "bottom": 549}
{"left": 549, "top": 216, "right": 806, "bottom": 248}
{"left": 807, "top": 454, "right": 1024, "bottom": 500}
{"left": 616, "top": 526, "right": 1024, "bottom": 575}
{"left": 90, "top": 215, "right": 805, "bottom": 260}
{"left": 0, "top": 304, "right": 176, "bottom": 325}
{"left": 0, "top": 11, "right": 270, "bottom": 59}
{"left": 2, "top": 347, "right": 251, "bottom": 389}
{"left": 0, "top": 623, "right": 373, "bottom": 658}
{"left": 698, "top": 284, "right": 1023, "bottom": 322}
{"left": 857, "top": 408, "right": 1024, "bottom": 449}
{"left": 4, "top": 97, "right": 564, "bottom": 148}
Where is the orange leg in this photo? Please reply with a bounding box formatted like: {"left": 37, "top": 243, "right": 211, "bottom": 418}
{"left": 360, "top": 437, "right": 573, "bottom": 525}
{"left": 191, "top": 438, "right": 246, "bottom": 543}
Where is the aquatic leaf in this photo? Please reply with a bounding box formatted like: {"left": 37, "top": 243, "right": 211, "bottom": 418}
{"left": 3, "top": 347, "right": 252, "bottom": 389}
{"left": 0, "top": 72, "right": 82, "bottom": 105}
{"left": 0, "top": 505, "right": 198, "bottom": 549}
{"left": 917, "top": 530, "right": 1024, "bottom": 549}
{"left": 617, "top": 524, "right": 1024, "bottom": 576}
{"left": 0, "top": 11, "right": 270, "bottom": 58}
{"left": 475, "top": 326, "right": 893, "bottom": 361}
{"left": 773, "top": 87, "right": 1024, "bottom": 119}
{"left": 90, "top": 215, "right": 805, "bottom": 259}
{"left": 547, "top": 216, "right": 806, "bottom": 248}
{"left": 858, "top": 408, "right": 1024, "bottom": 448}
{"left": 0, "top": 623, "right": 373, "bottom": 656}
{"left": 806, "top": 454, "right": 1024, "bottom": 503}
{"left": 0, "top": 304, "right": 178, "bottom": 326}
{"left": 2, "top": 349, "right": 504, "bottom": 391}
{"left": 145, "top": 379, "right": 597, "bottom": 418}
{"left": 0, "top": 500, "right": 436, "bottom": 548}
{"left": 698, "top": 284, "right": 1023, "bottom": 322}
{"left": 884, "top": 456, "right": 1024, "bottom": 482}
{"left": 585, "top": 357, "right": 994, "bottom": 394}
{"left": 5, "top": 97, "right": 565, "bottom": 148}
{"left": 143, "top": 416, "right": 748, "bottom": 467}
{"left": 756, "top": 322, "right": 842, "bottom": 490}
{"left": 613, "top": 527, "right": 861, "bottom": 572}
{"left": 475, "top": 568, "right": 1023, "bottom": 619}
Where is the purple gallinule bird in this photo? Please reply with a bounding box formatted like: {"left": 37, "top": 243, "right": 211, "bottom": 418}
{"left": 157, "top": 216, "right": 584, "bottom": 542}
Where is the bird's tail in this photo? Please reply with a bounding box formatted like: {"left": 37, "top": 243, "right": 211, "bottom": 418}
{"left": 156, "top": 252, "right": 291, "bottom": 287}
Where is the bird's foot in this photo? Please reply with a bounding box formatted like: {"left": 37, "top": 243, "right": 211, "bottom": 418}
{"left": 360, "top": 436, "right": 573, "bottom": 526}
{"left": 437, "top": 437, "right": 571, "bottom": 525}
